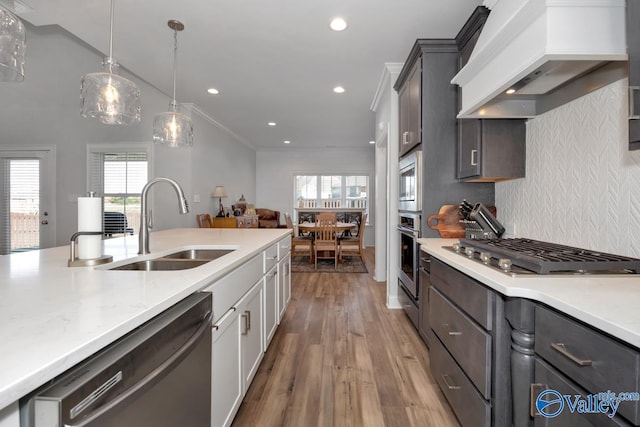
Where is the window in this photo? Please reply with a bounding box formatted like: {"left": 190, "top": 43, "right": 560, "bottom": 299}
{"left": 88, "top": 146, "right": 149, "bottom": 237}
{"left": 294, "top": 174, "right": 369, "bottom": 222}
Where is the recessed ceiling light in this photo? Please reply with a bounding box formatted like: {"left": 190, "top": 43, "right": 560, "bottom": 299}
{"left": 505, "top": 88, "right": 516, "bottom": 95}
{"left": 330, "top": 17, "right": 347, "bottom": 31}
{"left": 333, "top": 86, "right": 345, "bottom": 94}
{"left": 207, "top": 88, "right": 219, "bottom": 95}
{"left": 268, "top": 122, "right": 276, "bottom": 126}
{"left": 369, "top": 140, "right": 375, "bottom": 145}
{"left": 284, "top": 140, "right": 291, "bottom": 144}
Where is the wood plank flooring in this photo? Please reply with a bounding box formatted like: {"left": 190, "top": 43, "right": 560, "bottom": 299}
{"left": 232, "top": 248, "right": 460, "bottom": 427}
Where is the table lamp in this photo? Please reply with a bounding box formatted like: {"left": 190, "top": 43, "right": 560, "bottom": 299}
{"left": 212, "top": 186, "right": 228, "bottom": 217}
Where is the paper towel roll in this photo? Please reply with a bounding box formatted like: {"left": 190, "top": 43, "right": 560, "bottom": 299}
{"left": 78, "top": 196, "right": 102, "bottom": 259}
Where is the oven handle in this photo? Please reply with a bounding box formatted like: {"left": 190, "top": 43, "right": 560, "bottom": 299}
{"left": 397, "top": 225, "right": 420, "bottom": 237}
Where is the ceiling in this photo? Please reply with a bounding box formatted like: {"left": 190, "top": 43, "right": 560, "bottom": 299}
{"left": 15, "top": 0, "right": 482, "bottom": 150}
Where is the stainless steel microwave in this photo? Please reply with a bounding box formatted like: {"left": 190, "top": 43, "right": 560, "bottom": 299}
{"left": 399, "top": 150, "right": 422, "bottom": 212}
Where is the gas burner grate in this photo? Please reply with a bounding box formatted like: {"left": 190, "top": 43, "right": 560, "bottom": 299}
{"left": 459, "top": 238, "right": 640, "bottom": 274}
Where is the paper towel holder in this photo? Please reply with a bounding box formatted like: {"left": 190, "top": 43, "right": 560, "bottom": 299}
{"left": 68, "top": 231, "right": 113, "bottom": 267}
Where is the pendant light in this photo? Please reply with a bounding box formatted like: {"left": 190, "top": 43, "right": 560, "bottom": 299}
{"left": 80, "top": 0, "right": 141, "bottom": 125}
{"left": 152, "top": 20, "right": 193, "bottom": 147}
{"left": 0, "top": 4, "right": 26, "bottom": 82}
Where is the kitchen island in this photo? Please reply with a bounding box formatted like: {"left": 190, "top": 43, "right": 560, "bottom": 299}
{"left": 0, "top": 227, "right": 291, "bottom": 421}
{"left": 419, "top": 238, "right": 640, "bottom": 427}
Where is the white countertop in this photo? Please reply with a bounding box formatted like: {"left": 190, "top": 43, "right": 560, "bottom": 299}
{"left": 419, "top": 238, "right": 640, "bottom": 350}
{"left": 0, "top": 228, "right": 290, "bottom": 411}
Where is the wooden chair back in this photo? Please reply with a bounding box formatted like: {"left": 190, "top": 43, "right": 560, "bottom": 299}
{"left": 196, "top": 213, "right": 212, "bottom": 228}
{"left": 316, "top": 212, "right": 337, "bottom": 223}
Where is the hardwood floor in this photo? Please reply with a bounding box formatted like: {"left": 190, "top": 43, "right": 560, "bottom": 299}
{"left": 232, "top": 248, "right": 460, "bottom": 427}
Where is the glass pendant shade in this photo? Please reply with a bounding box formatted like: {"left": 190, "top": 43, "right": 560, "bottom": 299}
{"left": 152, "top": 19, "right": 193, "bottom": 147}
{"left": 152, "top": 108, "right": 193, "bottom": 147}
{"left": 0, "top": 5, "right": 26, "bottom": 82}
{"left": 80, "top": 61, "right": 141, "bottom": 125}
{"left": 80, "top": 0, "right": 141, "bottom": 125}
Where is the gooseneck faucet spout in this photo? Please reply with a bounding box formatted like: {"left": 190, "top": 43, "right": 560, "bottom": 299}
{"left": 138, "top": 177, "right": 189, "bottom": 255}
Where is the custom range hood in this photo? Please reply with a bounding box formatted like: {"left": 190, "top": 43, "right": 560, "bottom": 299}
{"left": 452, "top": 0, "right": 627, "bottom": 118}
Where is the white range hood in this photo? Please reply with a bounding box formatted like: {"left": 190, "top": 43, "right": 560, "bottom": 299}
{"left": 452, "top": 0, "right": 627, "bottom": 118}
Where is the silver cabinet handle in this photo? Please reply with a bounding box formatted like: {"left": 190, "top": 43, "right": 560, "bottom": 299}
{"left": 212, "top": 307, "right": 236, "bottom": 331}
{"left": 241, "top": 310, "right": 251, "bottom": 335}
{"left": 402, "top": 131, "right": 409, "bottom": 145}
{"left": 441, "top": 374, "right": 461, "bottom": 390}
{"left": 443, "top": 323, "right": 462, "bottom": 336}
{"left": 470, "top": 149, "right": 478, "bottom": 166}
{"left": 550, "top": 342, "right": 592, "bottom": 366}
{"left": 267, "top": 255, "right": 278, "bottom": 260}
{"left": 630, "top": 86, "right": 640, "bottom": 120}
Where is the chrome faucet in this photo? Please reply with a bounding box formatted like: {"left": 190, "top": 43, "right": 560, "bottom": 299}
{"left": 138, "top": 177, "right": 189, "bottom": 255}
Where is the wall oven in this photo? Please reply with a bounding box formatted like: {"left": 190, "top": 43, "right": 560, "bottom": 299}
{"left": 399, "top": 150, "right": 422, "bottom": 212}
{"left": 398, "top": 212, "right": 420, "bottom": 329}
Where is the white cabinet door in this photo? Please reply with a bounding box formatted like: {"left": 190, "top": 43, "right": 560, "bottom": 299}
{"left": 278, "top": 253, "right": 291, "bottom": 321}
{"left": 0, "top": 402, "right": 19, "bottom": 427}
{"left": 211, "top": 307, "right": 242, "bottom": 427}
{"left": 238, "top": 281, "right": 264, "bottom": 392}
{"left": 264, "top": 265, "right": 279, "bottom": 349}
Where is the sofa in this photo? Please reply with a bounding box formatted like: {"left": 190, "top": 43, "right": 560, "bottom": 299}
{"left": 255, "top": 208, "right": 281, "bottom": 228}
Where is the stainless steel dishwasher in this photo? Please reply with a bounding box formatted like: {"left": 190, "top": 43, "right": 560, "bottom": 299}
{"left": 21, "top": 292, "right": 212, "bottom": 427}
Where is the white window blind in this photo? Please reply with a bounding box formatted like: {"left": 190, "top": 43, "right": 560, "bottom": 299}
{"left": 0, "top": 159, "right": 40, "bottom": 253}
{"left": 89, "top": 151, "right": 148, "bottom": 237}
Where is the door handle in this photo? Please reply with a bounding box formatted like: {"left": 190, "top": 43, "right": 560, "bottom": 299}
{"left": 41, "top": 220, "right": 49, "bottom": 225}
{"left": 470, "top": 149, "right": 478, "bottom": 166}
{"left": 550, "top": 342, "right": 592, "bottom": 366}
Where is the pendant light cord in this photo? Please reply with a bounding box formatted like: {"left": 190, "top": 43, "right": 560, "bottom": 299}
{"left": 172, "top": 27, "right": 178, "bottom": 109}
{"left": 106, "top": 0, "right": 115, "bottom": 73}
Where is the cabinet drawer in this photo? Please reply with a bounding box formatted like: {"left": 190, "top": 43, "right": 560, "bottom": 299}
{"left": 535, "top": 305, "right": 640, "bottom": 425}
{"left": 278, "top": 237, "right": 291, "bottom": 258}
{"left": 533, "top": 358, "right": 632, "bottom": 427}
{"left": 430, "top": 334, "right": 491, "bottom": 427}
{"left": 430, "top": 287, "right": 492, "bottom": 398}
{"left": 264, "top": 243, "right": 278, "bottom": 273}
{"left": 431, "top": 257, "right": 494, "bottom": 330}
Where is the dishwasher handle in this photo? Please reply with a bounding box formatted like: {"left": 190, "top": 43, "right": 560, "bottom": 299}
{"left": 67, "top": 310, "right": 213, "bottom": 427}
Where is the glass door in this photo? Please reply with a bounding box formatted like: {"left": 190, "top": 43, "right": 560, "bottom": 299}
{"left": 0, "top": 148, "right": 55, "bottom": 254}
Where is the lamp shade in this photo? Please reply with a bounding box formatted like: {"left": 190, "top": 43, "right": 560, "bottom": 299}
{"left": 0, "top": 4, "right": 25, "bottom": 82}
{"left": 80, "top": 66, "right": 141, "bottom": 125}
{"left": 152, "top": 109, "right": 193, "bottom": 147}
{"left": 212, "top": 186, "right": 228, "bottom": 199}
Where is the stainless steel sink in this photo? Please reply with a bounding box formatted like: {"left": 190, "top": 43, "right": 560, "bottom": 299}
{"left": 159, "top": 249, "right": 234, "bottom": 261}
{"left": 106, "top": 248, "right": 235, "bottom": 271}
{"left": 109, "top": 259, "right": 210, "bottom": 271}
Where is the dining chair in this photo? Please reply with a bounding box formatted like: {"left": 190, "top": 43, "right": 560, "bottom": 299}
{"left": 196, "top": 213, "right": 212, "bottom": 228}
{"left": 316, "top": 212, "right": 337, "bottom": 223}
{"left": 339, "top": 213, "right": 367, "bottom": 264}
{"left": 314, "top": 215, "right": 338, "bottom": 269}
{"left": 284, "top": 212, "right": 313, "bottom": 262}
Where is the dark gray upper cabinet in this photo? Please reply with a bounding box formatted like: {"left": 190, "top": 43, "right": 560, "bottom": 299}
{"left": 396, "top": 54, "right": 422, "bottom": 157}
{"left": 629, "top": 0, "right": 640, "bottom": 150}
{"left": 455, "top": 7, "right": 526, "bottom": 182}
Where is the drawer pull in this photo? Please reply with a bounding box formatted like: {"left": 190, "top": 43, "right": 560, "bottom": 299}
{"left": 441, "top": 374, "right": 461, "bottom": 390}
{"left": 443, "top": 323, "right": 462, "bottom": 336}
{"left": 550, "top": 343, "right": 592, "bottom": 366}
{"left": 267, "top": 255, "right": 278, "bottom": 260}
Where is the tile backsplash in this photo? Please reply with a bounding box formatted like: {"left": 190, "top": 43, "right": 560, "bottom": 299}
{"left": 496, "top": 79, "right": 640, "bottom": 257}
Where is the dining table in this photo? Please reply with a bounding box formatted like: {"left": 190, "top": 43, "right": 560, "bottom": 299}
{"left": 296, "top": 222, "right": 356, "bottom": 264}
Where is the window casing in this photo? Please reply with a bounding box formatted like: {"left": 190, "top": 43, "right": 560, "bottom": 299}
{"left": 88, "top": 145, "right": 150, "bottom": 237}
{"left": 294, "top": 174, "right": 369, "bottom": 223}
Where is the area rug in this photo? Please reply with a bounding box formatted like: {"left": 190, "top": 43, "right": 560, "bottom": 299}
{"left": 291, "top": 255, "right": 368, "bottom": 273}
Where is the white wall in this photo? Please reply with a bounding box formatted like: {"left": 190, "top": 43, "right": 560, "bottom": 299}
{"left": 0, "top": 23, "right": 256, "bottom": 247}
{"left": 255, "top": 148, "right": 376, "bottom": 247}
{"left": 496, "top": 78, "right": 640, "bottom": 257}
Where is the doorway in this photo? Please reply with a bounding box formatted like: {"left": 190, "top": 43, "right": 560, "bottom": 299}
{"left": 0, "top": 147, "right": 56, "bottom": 254}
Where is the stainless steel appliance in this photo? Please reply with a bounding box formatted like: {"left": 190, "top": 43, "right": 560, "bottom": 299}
{"left": 399, "top": 150, "right": 422, "bottom": 212}
{"left": 21, "top": 292, "right": 212, "bottom": 427}
{"left": 398, "top": 212, "right": 421, "bottom": 328}
{"left": 447, "top": 238, "right": 640, "bottom": 277}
